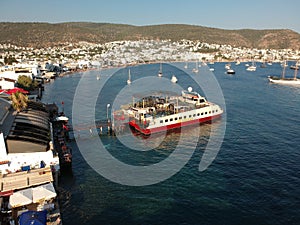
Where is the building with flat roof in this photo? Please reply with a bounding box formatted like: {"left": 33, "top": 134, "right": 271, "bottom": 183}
{"left": 0, "top": 99, "right": 59, "bottom": 175}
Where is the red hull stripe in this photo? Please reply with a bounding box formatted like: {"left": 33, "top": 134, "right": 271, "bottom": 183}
{"left": 129, "top": 114, "right": 222, "bottom": 135}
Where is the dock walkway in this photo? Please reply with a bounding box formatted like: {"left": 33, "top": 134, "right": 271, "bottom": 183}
{"left": 69, "top": 119, "right": 127, "bottom": 137}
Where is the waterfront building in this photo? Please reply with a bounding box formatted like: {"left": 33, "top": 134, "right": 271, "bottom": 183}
{"left": 0, "top": 98, "right": 61, "bottom": 224}
{"left": 0, "top": 100, "right": 60, "bottom": 175}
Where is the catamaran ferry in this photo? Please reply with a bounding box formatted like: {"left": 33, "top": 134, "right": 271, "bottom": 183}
{"left": 122, "top": 88, "right": 223, "bottom": 135}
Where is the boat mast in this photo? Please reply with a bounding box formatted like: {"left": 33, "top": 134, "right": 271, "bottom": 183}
{"left": 294, "top": 64, "right": 298, "bottom": 80}
{"left": 282, "top": 60, "right": 286, "bottom": 79}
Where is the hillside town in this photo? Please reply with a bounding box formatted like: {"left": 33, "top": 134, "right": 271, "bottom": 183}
{"left": 0, "top": 39, "right": 299, "bottom": 75}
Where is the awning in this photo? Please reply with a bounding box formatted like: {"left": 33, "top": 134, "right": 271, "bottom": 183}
{"left": 32, "top": 183, "right": 56, "bottom": 203}
{"left": 19, "top": 210, "right": 47, "bottom": 225}
{"left": 9, "top": 188, "right": 33, "bottom": 208}
{"left": 0, "top": 190, "right": 13, "bottom": 197}
{"left": 9, "top": 183, "right": 57, "bottom": 207}
{"left": 4, "top": 87, "right": 29, "bottom": 95}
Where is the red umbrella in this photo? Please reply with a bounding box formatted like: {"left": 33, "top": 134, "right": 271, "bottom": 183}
{"left": 4, "top": 87, "right": 29, "bottom": 95}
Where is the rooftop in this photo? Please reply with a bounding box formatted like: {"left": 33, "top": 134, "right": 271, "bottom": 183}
{"left": 0, "top": 167, "right": 53, "bottom": 193}
{"left": 0, "top": 99, "right": 51, "bottom": 154}
{"left": 6, "top": 102, "right": 50, "bottom": 153}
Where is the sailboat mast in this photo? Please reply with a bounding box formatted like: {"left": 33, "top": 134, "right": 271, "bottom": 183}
{"left": 294, "top": 64, "right": 298, "bottom": 80}
{"left": 129, "top": 69, "right": 131, "bottom": 80}
{"left": 282, "top": 60, "right": 286, "bottom": 79}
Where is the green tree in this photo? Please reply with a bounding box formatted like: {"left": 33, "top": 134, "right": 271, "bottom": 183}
{"left": 10, "top": 91, "right": 28, "bottom": 112}
{"left": 17, "top": 75, "right": 38, "bottom": 91}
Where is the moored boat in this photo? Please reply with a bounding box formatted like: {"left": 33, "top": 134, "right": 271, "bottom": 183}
{"left": 127, "top": 69, "right": 132, "bottom": 85}
{"left": 268, "top": 61, "right": 300, "bottom": 85}
{"left": 171, "top": 75, "right": 178, "bottom": 83}
{"left": 227, "top": 69, "right": 235, "bottom": 74}
{"left": 268, "top": 76, "right": 300, "bottom": 85}
{"left": 290, "top": 61, "right": 299, "bottom": 70}
{"left": 225, "top": 63, "right": 231, "bottom": 70}
{"left": 290, "top": 65, "right": 299, "bottom": 70}
{"left": 124, "top": 87, "right": 223, "bottom": 135}
{"left": 246, "top": 60, "right": 256, "bottom": 71}
{"left": 158, "top": 63, "right": 163, "bottom": 77}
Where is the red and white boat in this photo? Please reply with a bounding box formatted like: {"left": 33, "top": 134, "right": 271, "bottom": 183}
{"left": 125, "top": 88, "right": 223, "bottom": 135}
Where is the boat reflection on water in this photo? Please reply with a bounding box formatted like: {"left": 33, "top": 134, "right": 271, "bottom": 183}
{"left": 125, "top": 118, "right": 223, "bottom": 151}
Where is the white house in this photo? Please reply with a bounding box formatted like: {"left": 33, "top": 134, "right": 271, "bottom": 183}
{"left": 0, "top": 77, "right": 16, "bottom": 90}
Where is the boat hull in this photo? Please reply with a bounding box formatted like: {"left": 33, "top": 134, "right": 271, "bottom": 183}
{"left": 268, "top": 76, "right": 300, "bottom": 85}
{"left": 129, "top": 113, "right": 222, "bottom": 136}
{"left": 227, "top": 70, "right": 235, "bottom": 74}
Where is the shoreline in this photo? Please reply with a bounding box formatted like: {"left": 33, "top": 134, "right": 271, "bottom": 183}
{"left": 57, "top": 59, "right": 268, "bottom": 77}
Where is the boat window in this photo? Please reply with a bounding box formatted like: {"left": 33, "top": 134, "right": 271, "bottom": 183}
{"left": 197, "top": 113, "right": 200, "bottom": 116}
{"left": 165, "top": 119, "right": 168, "bottom": 122}
{"left": 170, "top": 118, "right": 173, "bottom": 122}
{"left": 216, "top": 110, "right": 218, "bottom": 112}
{"left": 193, "top": 114, "right": 196, "bottom": 117}
{"left": 205, "top": 112, "right": 207, "bottom": 114}
{"left": 201, "top": 112, "right": 203, "bottom": 115}
{"left": 184, "top": 116, "right": 186, "bottom": 119}
{"left": 200, "top": 99, "right": 205, "bottom": 103}
{"left": 209, "top": 111, "right": 211, "bottom": 114}
{"left": 212, "top": 110, "right": 215, "bottom": 113}
{"left": 179, "top": 116, "right": 182, "bottom": 120}
{"left": 189, "top": 115, "right": 192, "bottom": 118}
{"left": 175, "top": 117, "right": 178, "bottom": 120}
{"left": 160, "top": 120, "right": 163, "bottom": 123}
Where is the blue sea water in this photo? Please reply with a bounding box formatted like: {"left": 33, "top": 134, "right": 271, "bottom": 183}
{"left": 42, "top": 62, "right": 300, "bottom": 225}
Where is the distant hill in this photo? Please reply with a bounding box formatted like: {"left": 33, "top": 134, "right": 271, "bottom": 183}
{"left": 0, "top": 22, "right": 299, "bottom": 49}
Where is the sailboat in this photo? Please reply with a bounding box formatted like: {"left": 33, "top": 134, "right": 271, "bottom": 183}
{"left": 281, "top": 61, "right": 288, "bottom": 67}
{"left": 247, "top": 60, "right": 256, "bottom": 71}
{"left": 97, "top": 66, "right": 101, "bottom": 80}
{"left": 158, "top": 63, "right": 163, "bottom": 77}
{"left": 127, "top": 69, "right": 132, "bottom": 85}
{"left": 184, "top": 61, "right": 188, "bottom": 69}
{"left": 192, "top": 60, "right": 199, "bottom": 73}
{"left": 268, "top": 60, "right": 300, "bottom": 85}
{"left": 225, "top": 64, "right": 235, "bottom": 74}
{"left": 171, "top": 75, "right": 178, "bottom": 83}
{"left": 225, "top": 63, "right": 231, "bottom": 70}
{"left": 290, "top": 61, "right": 299, "bottom": 70}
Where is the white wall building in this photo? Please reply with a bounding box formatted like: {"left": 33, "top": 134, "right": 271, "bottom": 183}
{"left": 0, "top": 77, "right": 15, "bottom": 90}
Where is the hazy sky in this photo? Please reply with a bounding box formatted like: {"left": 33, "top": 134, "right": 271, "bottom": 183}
{"left": 1, "top": 0, "right": 299, "bottom": 33}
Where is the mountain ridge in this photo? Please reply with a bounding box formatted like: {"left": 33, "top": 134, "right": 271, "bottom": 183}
{"left": 0, "top": 22, "right": 299, "bottom": 49}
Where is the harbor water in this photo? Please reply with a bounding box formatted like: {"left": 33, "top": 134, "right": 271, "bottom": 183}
{"left": 42, "top": 62, "right": 300, "bottom": 225}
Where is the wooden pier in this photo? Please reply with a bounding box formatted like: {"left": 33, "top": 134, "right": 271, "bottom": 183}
{"left": 68, "top": 119, "right": 128, "bottom": 138}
